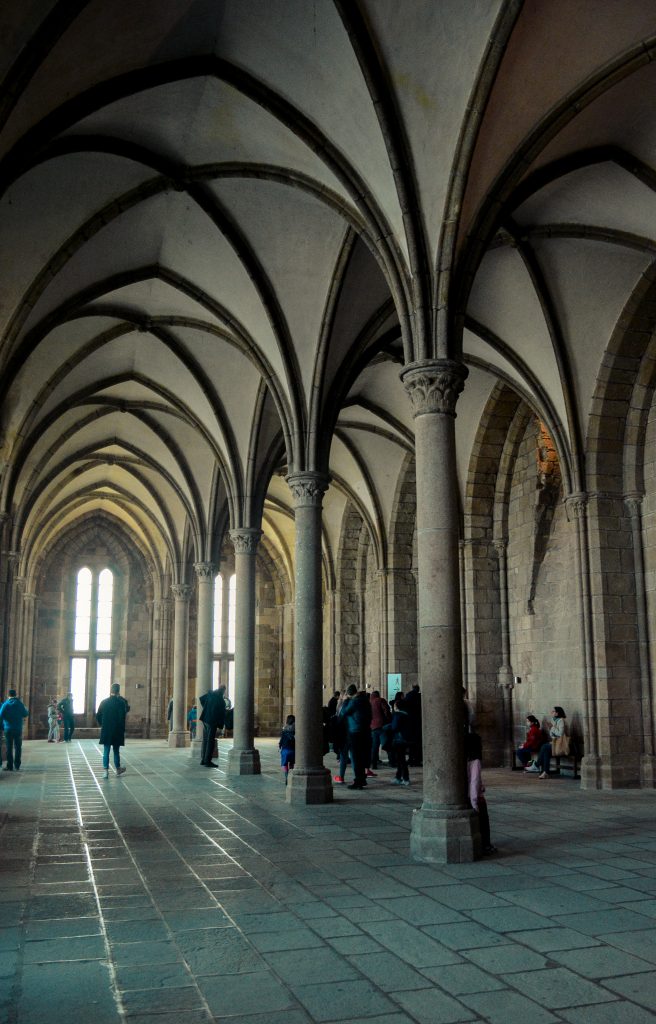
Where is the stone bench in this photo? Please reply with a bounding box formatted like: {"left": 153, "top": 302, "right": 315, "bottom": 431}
{"left": 512, "top": 749, "right": 580, "bottom": 779}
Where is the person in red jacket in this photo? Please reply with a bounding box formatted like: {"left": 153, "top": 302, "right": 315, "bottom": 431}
{"left": 516, "top": 714, "right": 542, "bottom": 767}
{"left": 370, "top": 689, "right": 391, "bottom": 770}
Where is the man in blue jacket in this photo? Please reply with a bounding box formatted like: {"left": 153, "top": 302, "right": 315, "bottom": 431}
{"left": 0, "top": 690, "right": 29, "bottom": 771}
{"left": 339, "top": 685, "right": 372, "bottom": 790}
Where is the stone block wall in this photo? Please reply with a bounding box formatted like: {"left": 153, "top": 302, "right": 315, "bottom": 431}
{"left": 506, "top": 422, "right": 583, "bottom": 744}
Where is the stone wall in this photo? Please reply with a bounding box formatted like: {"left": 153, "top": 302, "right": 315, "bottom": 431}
{"left": 506, "top": 421, "right": 583, "bottom": 744}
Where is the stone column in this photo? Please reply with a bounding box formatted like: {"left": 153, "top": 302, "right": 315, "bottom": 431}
{"left": 565, "top": 493, "right": 600, "bottom": 787}
{"left": 625, "top": 495, "right": 656, "bottom": 787}
{"left": 286, "top": 472, "right": 333, "bottom": 805}
{"left": 401, "top": 360, "right": 479, "bottom": 862}
{"left": 227, "top": 530, "right": 261, "bottom": 776}
{"left": 192, "top": 561, "right": 215, "bottom": 759}
{"left": 494, "top": 538, "right": 515, "bottom": 765}
{"left": 168, "top": 583, "right": 192, "bottom": 748}
{"left": 20, "top": 589, "right": 38, "bottom": 733}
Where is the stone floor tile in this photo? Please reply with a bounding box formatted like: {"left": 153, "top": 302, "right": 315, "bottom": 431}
{"left": 376, "top": 895, "right": 466, "bottom": 927}
{"left": 603, "top": 971, "right": 656, "bottom": 1010}
{"left": 426, "top": 921, "right": 511, "bottom": 951}
{"left": 121, "top": 985, "right": 204, "bottom": 1013}
{"left": 348, "top": 951, "right": 434, "bottom": 992}
{"left": 110, "top": 939, "right": 183, "bottom": 966}
{"left": 265, "top": 946, "right": 360, "bottom": 986}
{"left": 421, "top": 884, "right": 509, "bottom": 911}
{"left": 292, "top": 978, "right": 397, "bottom": 1022}
{"left": 198, "top": 969, "right": 296, "bottom": 1016}
{"left": 514, "top": 927, "right": 601, "bottom": 952}
{"left": 393, "top": 981, "right": 485, "bottom": 1024}
{"left": 215, "top": 1012, "right": 312, "bottom": 1024}
{"left": 361, "top": 919, "right": 465, "bottom": 966}
{"left": 122, "top": 1013, "right": 211, "bottom": 1024}
{"left": 18, "top": 960, "right": 120, "bottom": 1024}
{"left": 462, "top": 944, "right": 549, "bottom": 973}
{"left": 249, "top": 926, "right": 326, "bottom": 951}
{"left": 307, "top": 915, "right": 361, "bottom": 938}
{"left": 327, "top": 933, "right": 385, "bottom": 955}
{"left": 419, "top": 962, "right": 505, "bottom": 994}
{"left": 459, "top": 988, "right": 560, "bottom": 1024}
{"left": 503, "top": 966, "right": 617, "bottom": 1007}
{"left": 558, "top": 1002, "right": 656, "bottom": 1024}
{"left": 548, "top": 945, "right": 654, "bottom": 978}
{"left": 114, "top": 961, "right": 195, "bottom": 990}
{"left": 0, "top": 949, "right": 19, "bottom": 977}
{"left": 175, "top": 926, "right": 265, "bottom": 975}
{"left": 104, "top": 919, "right": 171, "bottom": 943}
{"left": 554, "top": 908, "right": 656, "bottom": 935}
{"left": 23, "top": 934, "right": 106, "bottom": 962}
{"left": 605, "top": 929, "right": 656, "bottom": 963}
{"left": 468, "top": 906, "right": 552, "bottom": 932}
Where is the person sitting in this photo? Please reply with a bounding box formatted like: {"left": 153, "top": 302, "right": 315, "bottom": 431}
{"left": 525, "top": 706, "right": 567, "bottom": 779}
{"left": 515, "top": 714, "right": 542, "bottom": 767}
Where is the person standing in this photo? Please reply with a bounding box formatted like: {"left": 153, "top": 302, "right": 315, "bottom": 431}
{"left": 96, "top": 683, "right": 130, "bottom": 779}
{"left": 47, "top": 698, "right": 60, "bottom": 742}
{"left": 389, "top": 694, "right": 412, "bottom": 786}
{"left": 0, "top": 690, "right": 29, "bottom": 771}
{"left": 187, "top": 703, "right": 197, "bottom": 740}
{"left": 57, "top": 692, "right": 75, "bottom": 742}
{"left": 370, "top": 689, "right": 391, "bottom": 770}
{"left": 278, "top": 714, "right": 296, "bottom": 784}
{"left": 339, "top": 685, "right": 372, "bottom": 790}
{"left": 199, "top": 684, "right": 226, "bottom": 767}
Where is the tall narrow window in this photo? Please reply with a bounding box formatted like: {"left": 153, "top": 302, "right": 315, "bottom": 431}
{"left": 70, "top": 567, "right": 115, "bottom": 714}
{"left": 212, "top": 570, "right": 236, "bottom": 703}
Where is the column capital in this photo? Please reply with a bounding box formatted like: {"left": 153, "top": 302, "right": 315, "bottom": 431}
{"left": 400, "top": 359, "right": 468, "bottom": 417}
{"left": 493, "top": 538, "right": 508, "bottom": 557}
{"left": 230, "top": 528, "right": 262, "bottom": 555}
{"left": 624, "top": 493, "right": 644, "bottom": 519}
{"left": 193, "top": 560, "right": 216, "bottom": 580}
{"left": 287, "top": 471, "right": 329, "bottom": 508}
{"left": 171, "top": 583, "right": 193, "bottom": 602}
{"left": 565, "top": 492, "right": 588, "bottom": 521}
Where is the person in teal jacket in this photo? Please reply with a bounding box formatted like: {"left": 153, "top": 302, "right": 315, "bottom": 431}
{"left": 0, "top": 690, "right": 29, "bottom": 771}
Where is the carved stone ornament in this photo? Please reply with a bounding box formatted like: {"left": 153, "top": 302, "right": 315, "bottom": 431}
{"left": 287, "top": 472, "right": 329, "bottom": 508}
{"left": 193, "top": 561, "right": 216, "bottom": 580}
{"left": 565, "top": 492, "right": 587, "bottom": 522}
{"left": 171, "top": 583, "right": 193, "bottom": 601}
{"left": 400, "top": 359, "right": 468, "bottom": 418}
{"left": 624, "top": 494, "right": 643, "bottom": 520}
{"left": 230, "top": 529, "right": 262, "bottom": 555}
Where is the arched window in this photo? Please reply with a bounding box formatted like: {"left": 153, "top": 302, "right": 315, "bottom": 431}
{"left": 212, "top": 571, "right": 236, "bottom": 703}
{"left": 70, "top": 567, "right": 115, "bottom": 713}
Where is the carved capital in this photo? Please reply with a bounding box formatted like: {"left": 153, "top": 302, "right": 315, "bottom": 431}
{"left": 565, "top": 492, "right": 587, "bottom": 521}
{"left": 14, "top": 575, "right": 26, "bottom": 593}
{"left": 287, "top": 472, "right": 329, "bottom": 508}
{"left": 194, "top": 560, "right": 216, "bottom": 581}
{"left": 230, "top": 529, "right": 262, "bottom": 555}
{"left": 493, "top": 538, "right": 508, "bottom": 558}
{"left": 171, "top": 583, "right": 193, "bottom": 602}
{"left": 624, "top": 493, "right": 644, "bottom": 520}
{"left": 400, "top": 359, "right": 468, "bottom": 417}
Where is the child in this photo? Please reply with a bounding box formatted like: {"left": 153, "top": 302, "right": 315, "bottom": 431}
{"left": 465, "top": 731, "right": 497, "bottom": 855}
{"left": 278, "top": 715, "right": 295, "bottom": 784}
{"left": 47, "top": 699, "right": 60, "bottom": 742}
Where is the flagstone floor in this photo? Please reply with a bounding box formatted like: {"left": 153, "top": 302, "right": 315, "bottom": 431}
{"left": 1, "top": 738, "right": 656, "bottom": 1024}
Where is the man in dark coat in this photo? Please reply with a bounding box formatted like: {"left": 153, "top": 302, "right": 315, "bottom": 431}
{"left": 57, "top": 692, "right": 76, "bottom": 742}
{"left": 0, "top": 689, "right": 29, "bottom": 771}
{"left": 96, "top": 683, "right": 130, "bottom": 779}
{"left": 199, "top": 685, "right": 226, "bottom": 767}
{"left": 339, "top": 685, "right": 372, "bottom": 790}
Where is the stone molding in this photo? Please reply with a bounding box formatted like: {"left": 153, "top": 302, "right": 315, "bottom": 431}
{"left": 565, "top": 492, "right": 588, "bottom": 521}
{"left": 171, "top": 583, "right": 193, "bottom": 601}
{"left": 400, "top": 359, "right": 468, "bottom": 418}
{"left": 287, "top": 472, "right": 329, "bottom": 508}
{"left": 193, "top": 560, "right": 216, "bottom": 580}
{"left": 624, "top": 493, "right": 644, "bottom": 519}
{"left": 230, "top": 529, "right": 262, "bottom": 555}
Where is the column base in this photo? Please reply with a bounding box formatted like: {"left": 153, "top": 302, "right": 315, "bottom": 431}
{"left": 641, "top": 754, "right": 656, "bottom": 788}
{"left": 189, "top": 737, "right": 204, "bottom": 760}
{"left": 410, "top": 804, "right": 481, "bottom": 864}
{"left": 226, "top": 748, "right": 261, "bottom": 776}
{"left": 580, "top": 753, "right": 601, "bottom": 789}
{"left": 168, "top": 730, "right": 190, "bottom": 748}
{"left": 286, "top": 768, "right": 333, "bottom": 805}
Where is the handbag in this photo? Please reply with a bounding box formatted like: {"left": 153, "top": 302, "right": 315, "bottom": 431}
{"left": 552, "top": 734, "right": 570, "bottom": 757}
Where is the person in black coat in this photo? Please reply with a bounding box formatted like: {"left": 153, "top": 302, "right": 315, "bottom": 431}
{"left": 57, "top": 692, "right": 76, "bottom": 742}
{"left": 96, "top": 683, "right": 130, "bottom": 779}
{"left": 199, "top": 685, "right": 227, "bottom": 767}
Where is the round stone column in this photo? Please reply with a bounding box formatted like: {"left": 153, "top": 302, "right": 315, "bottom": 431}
{"left": 191, "top": 561, "right": 215, "bottom": 759}
{"left": 625, "top": 495, "right": 656, "bottom": 787}
{"left": 401, "top": 360, "right": 479, "bottom": 862}
{"left": 168, "top": 583, "right": 192, "bottom": 748}
{"left": 286, "top": 472, "right": 333, "bottom": 805}
{"left": 227, "top": 529, "right": 262, "bottom": 776}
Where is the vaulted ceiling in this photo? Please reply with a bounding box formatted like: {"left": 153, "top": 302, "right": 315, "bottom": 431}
{"left": 1, "top": 0, "right": 654, "bottom": 586}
